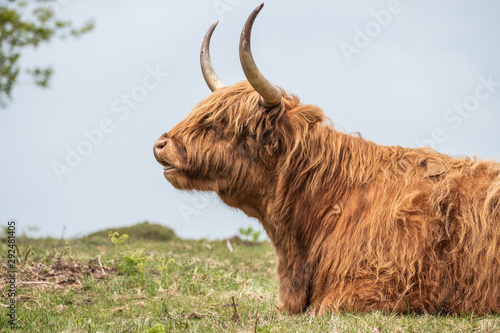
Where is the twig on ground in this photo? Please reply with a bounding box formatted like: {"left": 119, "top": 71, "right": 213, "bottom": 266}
{"left": 231, "top": 296, "right": 240, "bottom": 322}
{"left": 23, "top": 246, "right": 31, "bottom": 265}
{"left": 76, "top": 277, "right": 83, "bottom": 286}
{"left": 254, "top": 309, "right": 259, "bottom": 333}
{"left": 15, "top": 243, "right": 22, "bottom": 265}
{"left": 97, "top": 255, "right": 106, "bottom": 275}
{"left": 192, "top": 266, "right": 198, "bottom": 281}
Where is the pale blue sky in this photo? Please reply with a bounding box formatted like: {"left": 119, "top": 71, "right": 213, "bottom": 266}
{"left": 1, "top": 0, "right": 499, "bottom": 239}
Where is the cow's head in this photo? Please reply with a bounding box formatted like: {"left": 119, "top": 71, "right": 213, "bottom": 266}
{"left": 154, "top": 4, "right": 324, "bottom": 209}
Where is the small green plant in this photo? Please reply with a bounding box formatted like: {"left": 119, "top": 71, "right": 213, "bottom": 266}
{"left": 144, "top": 323, "right": 165, "bottom": 333}
{"left": 65, "top": 242, "right": 71, "bottom": 258}
{"left": 158, "top": 255, "right": 177, "bottom": 275}
{"left": 158, "top": 255, "right": 180, "bottom": 287}
{"left": 108, "top": 231, "right": 129, "bottom": 264}
{"left": 120, "top": 250, "right": 150, "bottom": 277}
{"left": 238, "top": 227, "right": 261, "bottom": 242}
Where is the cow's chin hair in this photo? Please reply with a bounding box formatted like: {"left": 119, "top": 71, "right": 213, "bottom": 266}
{"left": 164, "top": 170, "right": 221, "bottom": 192}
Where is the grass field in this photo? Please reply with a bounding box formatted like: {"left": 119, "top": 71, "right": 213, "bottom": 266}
{"left": 1, "top": 222, "right": 500, "bottom": 332}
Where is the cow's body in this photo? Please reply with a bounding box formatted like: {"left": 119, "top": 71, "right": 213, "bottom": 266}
{"left": 154, "top": 4, "right": 500, "bottom": 315}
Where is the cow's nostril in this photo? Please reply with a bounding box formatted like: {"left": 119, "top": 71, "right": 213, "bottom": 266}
{"left": 154, "top": 138, "right": 168, "bottom": 155}
{"left": 156, "top": 140, "right": 167, "bottom": 150}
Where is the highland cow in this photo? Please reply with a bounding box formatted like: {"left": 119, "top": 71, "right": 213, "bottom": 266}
{"left": 154, "top": 4, "right": 500, "bottom": 315}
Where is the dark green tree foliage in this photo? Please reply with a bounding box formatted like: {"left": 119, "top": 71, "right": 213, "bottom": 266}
{"left": 0, "top": 0, "right": 94, "bottom": 107}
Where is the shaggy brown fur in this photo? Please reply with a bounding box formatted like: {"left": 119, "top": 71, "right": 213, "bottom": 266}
{"left": 154, "top": 81, "right": 500, "bottom": 315}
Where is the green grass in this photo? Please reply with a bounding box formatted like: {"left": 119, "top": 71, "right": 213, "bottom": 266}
{"left": 1, "top": 223, "right": 499, "bottom": 332}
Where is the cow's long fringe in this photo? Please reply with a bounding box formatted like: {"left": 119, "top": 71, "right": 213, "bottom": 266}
{"left": 170, "top": 81, "right": 500, "bottom": 314}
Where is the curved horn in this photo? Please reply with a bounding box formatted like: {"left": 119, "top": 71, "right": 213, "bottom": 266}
{"left": 239, "top": 3, "right": 282, "bottom": 107}
{"left": 201, "top": 21, "right": 225, "bottom": 92}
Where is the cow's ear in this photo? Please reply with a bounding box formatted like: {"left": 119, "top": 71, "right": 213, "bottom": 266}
{"left": 261, "top": 104, "right": 324, "bottom": 155}
{"left": 276, "top": 105, "right": 324, "bottom": 143}
{"left": 286, "top": 105, "right": 325, "bottom": 128}
{"left": 424, "top": 159, "right": 446, "bottom": 178}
